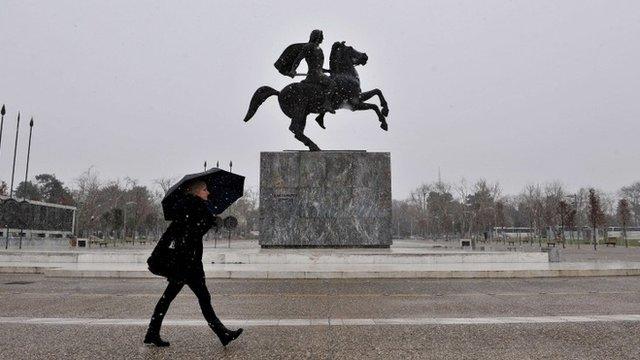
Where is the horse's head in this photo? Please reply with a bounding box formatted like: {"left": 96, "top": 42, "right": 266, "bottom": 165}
{"left": 330, "top": 41, "right": 368, "bottom": 72}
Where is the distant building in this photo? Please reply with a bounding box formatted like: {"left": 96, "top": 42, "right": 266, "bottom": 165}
{"left": 606, "top": 226, "right": 640, "bottom": 240}
{"left": 0, "top": 195, "right": 76, "bottom": 239}
{"left": 492, "top": 227, "right": 535, "bottom": 239}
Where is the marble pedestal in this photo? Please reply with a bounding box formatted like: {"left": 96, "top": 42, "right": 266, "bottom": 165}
{"left": 259, "top": 151, "right": 392, "bottom": 248}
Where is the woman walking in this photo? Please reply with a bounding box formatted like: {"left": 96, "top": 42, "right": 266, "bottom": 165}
{"left": 144, "top": 180, "right": 243, "bottom": 347}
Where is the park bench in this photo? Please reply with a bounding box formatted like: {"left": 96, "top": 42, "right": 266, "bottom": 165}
{"left": 520, "top": 237, "right": 533, "bottom": 246}
{"left": 546, "top": 238, "right": 566, "bottom": 248}
{"left": 89, "top": 237, "right": 108, "bottom": 247}
{"left": 122, "top": 238, "right": 149, "bottom": 245}
{"left": 604, "top": 237, "right": 618, "bottom": 247}
{"left": 89, "top": 235, "right": 108, "bottom": 247}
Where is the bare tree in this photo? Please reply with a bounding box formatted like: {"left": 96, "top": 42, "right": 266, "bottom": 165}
{"left": 620, "top": 182, "right": 640, "bottom": 226}
{"left": 557, "top": 200, "right": 575, "bottom": 248}
{"left": 409, "top": 183, "right": 431, "bottom": 237}
{"left": 73, "top": 167, "right": 102, "bottom": 237}
{"left": 427, "top": 181, "right": 455, "bottom": 239}
{"left": 565, "top": 204, "right": 577, "bottom": 243}
{"left": 466, "top": 179, "right": 501, "bottom": 238}
{"left": 390, "top": 178, "right": 640, "bottom": 250}
{"left": 587, "top": 188, "right": 606, "bottom": 251}
{"left": 455, "top": 178, "right": 472, "bottom": 238}
{"left": 617, "top": 199, "right": 631, "bottom": 248}
{"left": 519, "top": 184, "right": 543, "bottom": 244}
{"left": 542, "top": 182, "right": 565, "bottom": 239}
{"left": 222, "top": 188, "right": 259, "bottom": 238}
{"left": 153, "top": 177, "right": 176, "bottom": 197}
{"left": 392, "top": 199, "right": 420, "bottom": 238}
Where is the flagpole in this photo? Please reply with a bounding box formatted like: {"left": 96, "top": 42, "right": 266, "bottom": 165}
{"left": 9, "top": 112, "right": 20, "bottom": 198}
{"left": 24, "top": 118, "right": 33, "bottom": 188}
{"left": 5, "top": 111, "right": 19, "bottom": 249}
{"left": 18, "top": 118, "right": 34, "bottom": 249}
{"left": 0, "top": 105, "right": 5, "bottom": 159}
{"left": 0, "top": 106, "right": 3, "bottom": 246}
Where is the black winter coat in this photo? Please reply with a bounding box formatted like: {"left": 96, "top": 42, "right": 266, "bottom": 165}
{"left": 158, "top": 194, "right": 216, "bottom": 281}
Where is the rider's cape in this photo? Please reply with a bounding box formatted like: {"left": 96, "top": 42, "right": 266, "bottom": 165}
{"left": 274, "top": 43, "right": 307, "bottom": 76}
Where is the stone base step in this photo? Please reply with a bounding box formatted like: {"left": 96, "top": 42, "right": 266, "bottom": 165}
{"left": 207, "top": 251, "right": 549, "bottom": 264}
{"left": 3, "top": 262, "right": 639, "bottom": 279}
{"left": 0, "top": 249, "right": 549, "bottom": 264}
{"left": 39, "top": 268, "right": 640, "bottom": 279}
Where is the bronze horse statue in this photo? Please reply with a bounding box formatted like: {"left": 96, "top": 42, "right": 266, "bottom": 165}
{"left": 243, "top": 41, "right": 389, "bottom": 151}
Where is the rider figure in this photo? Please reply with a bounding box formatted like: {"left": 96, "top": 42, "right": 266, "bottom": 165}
{"left": 274, "top": 29, "right": 335, "bottom": 115}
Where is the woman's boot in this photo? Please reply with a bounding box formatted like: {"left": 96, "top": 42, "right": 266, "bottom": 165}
{"left": 211, "top": 323, "right": 243, "bottom": 346}
{"left": 143, "top": 328, "right": 170, "bottom": 347}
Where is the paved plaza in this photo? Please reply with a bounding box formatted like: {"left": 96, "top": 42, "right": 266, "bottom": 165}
{"left": 2, "top": 240, "right": 640, "bottom": 358}
{"left": 1, "top": 274, "right": 639, "bottom": 359}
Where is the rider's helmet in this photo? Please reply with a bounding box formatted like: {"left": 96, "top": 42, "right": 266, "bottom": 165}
{"left": 309, "top": 30, "right": 323, "bottom": 44}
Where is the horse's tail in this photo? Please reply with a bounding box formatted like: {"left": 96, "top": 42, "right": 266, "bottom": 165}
{"left": 243, "top": 86, "right": 279, "bottom": 122}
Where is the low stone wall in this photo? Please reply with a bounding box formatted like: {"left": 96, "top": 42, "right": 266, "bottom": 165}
{"left": 1, "top": 237, "right": 72, "bottom": 249}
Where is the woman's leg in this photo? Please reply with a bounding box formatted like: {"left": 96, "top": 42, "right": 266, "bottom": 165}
{"left": 186, "top": 277, "right": 223, "bottom": 329}
{"left": 186, "top": 276, "right": 244, "bottom": 346}
{"left": 147, "top": 280, "right": 185, "bottom": 336}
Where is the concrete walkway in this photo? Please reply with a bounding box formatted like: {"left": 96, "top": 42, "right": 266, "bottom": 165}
{"left": 2, "top": 275, "right": 639, "bottom": 359}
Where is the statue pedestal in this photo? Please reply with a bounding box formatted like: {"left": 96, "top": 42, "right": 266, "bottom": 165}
{"left": 259, "top": 151, "right": 392, "bottom": 248}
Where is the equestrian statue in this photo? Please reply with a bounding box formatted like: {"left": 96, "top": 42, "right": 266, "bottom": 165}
{"left": 243, "top": 29, "right": 389, "bottom": 151}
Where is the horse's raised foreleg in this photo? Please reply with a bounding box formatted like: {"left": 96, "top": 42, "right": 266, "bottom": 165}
{"left": 350, "top": 101, "right": 388, "bottom": 131}
{"left": 289, "top": 114, "right": 321, "bottom": 151}
{"left": 359, "top": 89, "right": 389, "bottom": 117}
{"left": 315, "top": 113, "right": 326, "bottom": 129}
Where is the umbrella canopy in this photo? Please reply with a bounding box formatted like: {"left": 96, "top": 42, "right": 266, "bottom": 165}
{"left": 162, "top": 168, "right": 245, "bottom": 221}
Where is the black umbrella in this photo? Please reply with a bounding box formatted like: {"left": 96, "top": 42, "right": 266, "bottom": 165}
{"left": 162, "top": 168, "right": 245, "bottom": 221}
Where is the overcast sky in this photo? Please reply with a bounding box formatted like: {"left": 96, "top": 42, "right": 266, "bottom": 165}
{"left": 1, "top": 0, "right": 639, "bottom": 198}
